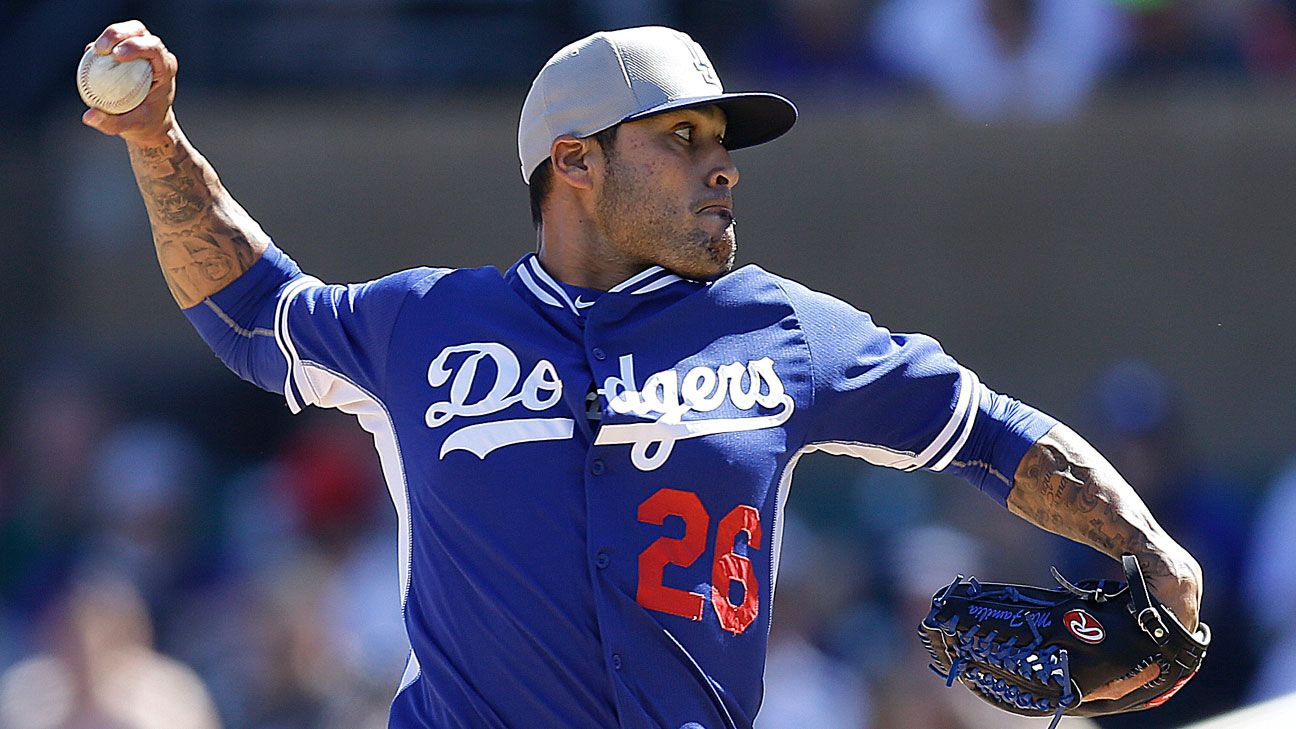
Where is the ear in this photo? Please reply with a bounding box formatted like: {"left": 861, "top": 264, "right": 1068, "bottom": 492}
{"left": 550, "top": 135, "right": 597, "bottom": 191}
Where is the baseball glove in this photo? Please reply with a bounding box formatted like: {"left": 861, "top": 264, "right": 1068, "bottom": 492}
{"left": 918, "top": 554, "right": 1209, "bottom": 729}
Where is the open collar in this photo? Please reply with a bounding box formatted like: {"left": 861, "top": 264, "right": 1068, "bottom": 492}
{"left": 507, "top": 253, "right": 700, "bottom": 317}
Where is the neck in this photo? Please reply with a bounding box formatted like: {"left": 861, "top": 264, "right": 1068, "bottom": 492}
{"left": 535, "top": 213, "right": 652, "bottom": 292}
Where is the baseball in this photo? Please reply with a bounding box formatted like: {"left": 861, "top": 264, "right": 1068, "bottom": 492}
{"left": 76, "top": 47, "right": 152, "bottom": 114}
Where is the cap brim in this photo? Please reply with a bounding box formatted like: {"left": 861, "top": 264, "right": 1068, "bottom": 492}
{"left": 621, "top": 92, "right": 797, "bottom": 150}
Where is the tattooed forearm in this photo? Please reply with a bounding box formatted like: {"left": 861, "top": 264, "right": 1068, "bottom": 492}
{"left": 140, "top": 170, "right": 207, "bottom": 224}
{"left": 1008, "top": 424, "right": 1162, "bottom": 561}
{"left": 126, "top": 124, "right": 268, "bottom": 308}
{"left": 1009, "top": 423, "right": 1203, "bottom": 630}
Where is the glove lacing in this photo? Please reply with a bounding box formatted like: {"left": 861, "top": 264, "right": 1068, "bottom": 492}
{"left": 922, "top": 579, "right": 1078, "bottom": 729}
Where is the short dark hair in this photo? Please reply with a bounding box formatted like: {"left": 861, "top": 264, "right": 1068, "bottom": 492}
{"left": 528, "top": 126, "right": 619, "bottom": 229}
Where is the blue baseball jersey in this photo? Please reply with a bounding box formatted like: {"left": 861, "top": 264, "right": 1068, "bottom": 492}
{"left": 185, "top": 245, "right": 1055, "bottom": 729}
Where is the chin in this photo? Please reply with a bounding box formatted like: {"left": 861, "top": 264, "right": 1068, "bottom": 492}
{"left": 676, "top": 234, "right": 735, "bottom": 281}
{"left": 709, "top": 229, "right": 737, "bottom": 274}
{"left": 708, "top": 245, "right": 737, "bottom": 278}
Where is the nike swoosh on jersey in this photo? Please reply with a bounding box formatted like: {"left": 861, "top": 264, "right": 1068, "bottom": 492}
{"left": 574, "top": 297, "right": 596, "bottom": 308}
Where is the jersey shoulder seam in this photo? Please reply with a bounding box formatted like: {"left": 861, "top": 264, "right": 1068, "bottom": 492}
{"left": 764, "top": 273, "right": 817, "bottom": 446}
{"left": 379, "top": 266, "right": 459, "bottom": 397}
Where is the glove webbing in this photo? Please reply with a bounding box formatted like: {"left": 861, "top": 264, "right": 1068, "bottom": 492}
{"left": 923, "top": 578, "right": 1076, "bottom": 729}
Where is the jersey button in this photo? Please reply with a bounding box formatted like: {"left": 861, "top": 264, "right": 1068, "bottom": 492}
{"left": 590, "top": 459, "right": 606, "bottom": 475}
{"left": 595, "top": 552, "right": 610, "bottom": 569}
{"left": 611, "top": 653, "right": 623, "bottom": 670}
{"left": 592, "top": 347, "right": 607, "bottom": 361}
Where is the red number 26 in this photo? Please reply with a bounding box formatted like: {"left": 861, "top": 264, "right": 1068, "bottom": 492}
{"left": 636, "top": 488, "right": 762, "bottom": 635}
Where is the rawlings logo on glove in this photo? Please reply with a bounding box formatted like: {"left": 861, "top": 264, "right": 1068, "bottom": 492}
{"left": 1064, "top": 610, "right": 1105, "bottom": 644}
{"left": 918, "top": 555, "right": 1209, "bottom": 729}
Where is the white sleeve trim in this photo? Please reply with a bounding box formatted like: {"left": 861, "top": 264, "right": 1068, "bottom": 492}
{"left": 272, "top": 275, "right": 326, "bottom": 413}
{"left": 804, "top": 366, "right": 982, "bottom": 472}
{"left": 929, "top": 368, "right": 981, "bottom": 472}
{"left": 910, "top": 366, "right": 979, "bottom": 470}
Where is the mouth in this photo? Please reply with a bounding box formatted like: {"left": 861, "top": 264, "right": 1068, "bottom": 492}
{"left": 697, "top": 201, "right": 734, "bottom": 223}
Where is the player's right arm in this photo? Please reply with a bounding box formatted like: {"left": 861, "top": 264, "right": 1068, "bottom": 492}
{"left": 81, "top": 20, "right": 267, "bottom": 308}
{"left": 82, "top": 21, "right": 446, "bottom": 412}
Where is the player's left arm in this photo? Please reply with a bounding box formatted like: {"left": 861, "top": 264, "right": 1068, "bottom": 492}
{"left": 776, "top": 278, "right": 1202, "bottom": 632}
{"left": 1007, "top": 422, "right": 1203, "bottom": 632}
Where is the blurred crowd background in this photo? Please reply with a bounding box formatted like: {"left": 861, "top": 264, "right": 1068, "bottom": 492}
{"left": 3, "top": 1, "right": 1296, "bottom": 727}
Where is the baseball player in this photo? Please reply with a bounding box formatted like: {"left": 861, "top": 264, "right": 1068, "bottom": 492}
{"left": 82, "top": 21, "right": 1203, "bottom": 729}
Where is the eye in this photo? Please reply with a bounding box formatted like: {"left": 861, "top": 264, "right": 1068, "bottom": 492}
{"left": 673, "top": 126, "right": 692, "bottom": 143}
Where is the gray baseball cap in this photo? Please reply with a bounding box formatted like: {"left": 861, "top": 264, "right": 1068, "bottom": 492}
{"left": 518, "top": 26, "right": 797, "bottom": 182}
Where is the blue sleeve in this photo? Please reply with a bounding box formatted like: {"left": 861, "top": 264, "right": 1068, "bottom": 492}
{"left": 182, "top": 243, "right": 450, "bottom": 412}
{"left": 945, "top": 386, "right": 1057, "bottom": 505}
{"left": 781, "top": 278, "right": 1056, "bottom": 505}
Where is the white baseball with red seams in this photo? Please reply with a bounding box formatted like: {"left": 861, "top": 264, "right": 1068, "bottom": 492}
{"left": 76, "top": 48, "right": 152, "bottom": 114}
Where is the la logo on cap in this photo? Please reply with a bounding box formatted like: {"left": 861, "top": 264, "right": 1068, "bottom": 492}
{"left": 681, "top": 35, "right": 719, "bottom": 86}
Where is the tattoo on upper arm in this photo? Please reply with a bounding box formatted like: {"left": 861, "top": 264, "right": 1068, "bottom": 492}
{"left": 156, "top": 227, "right": 257, "bottom": 307}
{"left": 131, "top": 135, "right": 263, "bottom": 307}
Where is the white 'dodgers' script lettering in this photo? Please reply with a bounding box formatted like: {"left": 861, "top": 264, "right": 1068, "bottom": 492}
{"left": 594, "top": 354, "right": 794, "bottom": 471}
{"left": 425, "top": 343, "right": 572, "bottom": 459}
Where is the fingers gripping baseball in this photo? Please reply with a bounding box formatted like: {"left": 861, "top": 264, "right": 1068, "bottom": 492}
{"left": 95, "top": 19, "right": 150, "bottom": 50}
{"left": 80, "top": 21, "right": 178, "bottom": 142}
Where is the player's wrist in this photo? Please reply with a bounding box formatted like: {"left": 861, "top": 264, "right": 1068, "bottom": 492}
{"left": 1131, "top": 537, "right": 1200, "bottom": 581}
{"left": 120, "top": 109, "right": 179, "bottom": 147}
{"left": 1129, "top": 541, "right": 1203, "bottom": 632}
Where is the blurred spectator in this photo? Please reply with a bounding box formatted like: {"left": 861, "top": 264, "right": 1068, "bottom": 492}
{"left": 172, "top": 413, "right": 402, "bottom": 728}
{"left": 1241, "top": 1, "right": 1296, "bottom": 76}
{"left": 761, "top": 516, "right": 871, "bottom": 728}
{"left": 872, "top": 0, "right": 1129, "bottom": 120}
{"left": 274, "top": 416, "right": 387, "bottom": 543}
{"left": 2, "top": 366, "right": 112, "bottom": 617}
{"left": 85, "top": 419, "right": 211, "bottom": 614}
{"left": 760, "top": 634, "right": 870, "bottom": 728}
{"left": 0, "top": 570, "right": 221, "bottom": 729}
{"left": 174, "top": 540, "right": 402, "bottom": 729}
{"left": 317, "top": 532, "right": 410, "bottom": 695}
{"left": 1241, "top": 457, "right": 1296, "bottom": 703}
{"left": 1117, "top": 0, "right": 1248, "bottom": 80}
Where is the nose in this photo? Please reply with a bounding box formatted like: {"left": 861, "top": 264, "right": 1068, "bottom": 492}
{"left": 708, "top": 147, "right": 739, "bottom": 190}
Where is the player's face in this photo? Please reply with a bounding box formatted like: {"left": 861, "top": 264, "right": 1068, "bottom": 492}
{"left": 591, "top": 106, "right": 739, "bottom": 280}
